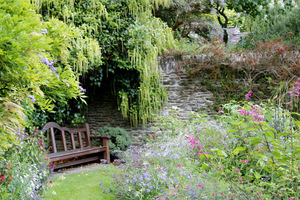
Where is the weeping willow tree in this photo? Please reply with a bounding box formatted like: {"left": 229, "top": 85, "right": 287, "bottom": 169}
{"left": 33, "top": 0, "right": 176, "bottom": 126}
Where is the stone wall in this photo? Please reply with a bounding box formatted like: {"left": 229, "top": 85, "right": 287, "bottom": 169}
{"left": 84, "top": 56, "right": 215, "bottom": 145}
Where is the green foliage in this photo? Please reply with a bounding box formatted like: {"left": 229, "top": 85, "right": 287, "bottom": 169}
{"left": 0, "top": 128, "right": 50, "bottom": 199}
{"left": 241, "top": 0, "right": 300, "bottom": 48}
{"left": 227, "top": 0, "right": 269, "bottom": 18}
{"left": 0, "top": 0, "right": 86, "bottom": 153}
{"left": 210, "top": 101, "right": 300, "bottom": 199}
{"left": 35, "top": 0, "right": 176, "bottom": 127}
{"left": 93, "top": 126, "right": 132, "bottom": 152}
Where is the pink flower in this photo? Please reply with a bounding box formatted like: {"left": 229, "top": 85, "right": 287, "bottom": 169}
{"left": 245, "top": 91, "right": 252, "bottom": 100}
{"left": 287, "top": 176, "right": 290, "bottom": 178}
{"left": 213, "top": 193, "right": 216, "bottom": 196}
{"left": 161, "top": 167, "right": 164, "bottom": 170}
{"left": 279, "top": 191, "right": 282, "bottom": 195}
{"left": 240, "top": 159, "right": 244, "bottom": 163}
{"left": 244, "top": 159, "right": 249, "bottom": 163}
{"left": 217, "top": 108, "right": 222, "bottom": 114}
{"left": 260, "top": 198, "right": 263, "bottom": 200}
{"left": 287, "top": 102, "right": 292, "bottom": 105}
{"left": 289, "top": 198, "right": 293, "bottom": 200}
{"left": 236, "top": 168, "right": 240, "bottom": 173}
{"left": 186, "top": 186, "right": 190, "bottom": 189}
{"left": 232, "top": 194, "right": 236, "bottom": 198}
{"left": 172, "top": 193, "right": 176, "bottom": 196}
{"left": 178, "top": 163, "right": 181, "bottom": 168}
{"left": 257, "top": 191, "right": 261, "bottom": 195}
{"left": 238, "top": 176, "right": 242, "bottom": 180}
{"left": 221, "top": 192, "right": 224, "bottom": 195}
{"left": 198, "top": 184, "right": 203, "bottom": 188}
{"left": 228, "top": 195, "right": 231, "bottom": 198}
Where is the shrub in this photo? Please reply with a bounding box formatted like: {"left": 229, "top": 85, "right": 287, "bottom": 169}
{"left": 93, "top": 126, "right": 132, "bottom": 152}
{"left": 0, "top": 128, "right": 50, "bottom": 199}
{"left": 241, "top": 1, "right": 300, "bottom": 48}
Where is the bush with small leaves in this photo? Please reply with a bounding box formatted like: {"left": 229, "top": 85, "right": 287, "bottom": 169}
{"left": 93, "top": 126, "right": 132, "bottom": 152}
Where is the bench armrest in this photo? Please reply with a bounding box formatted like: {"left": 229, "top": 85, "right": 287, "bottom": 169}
{"left": 90, "top": 135, "right": 111, "bottom": 163}
{"left": 90, "top": 136, "right": 111, "bottom": 140}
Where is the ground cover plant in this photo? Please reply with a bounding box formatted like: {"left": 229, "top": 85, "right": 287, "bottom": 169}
{"left": 103, "top": 88, "right": 300, "bottom": 199}
{"left": 45, "top": 165, "right": 117, "bottom": 200}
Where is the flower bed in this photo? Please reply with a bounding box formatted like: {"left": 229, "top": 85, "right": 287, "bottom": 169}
{"left": 104, "top": 96, "right": 299, "bottom": 199}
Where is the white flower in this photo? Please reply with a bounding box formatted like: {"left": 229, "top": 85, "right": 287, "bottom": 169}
{"left": 278, "top": 0, "right": 284, "bottom": 8}
{"left": 269, "top": 0, "right": 274, "bottom": 8}
{"left": 292, "top": 0, "right": 296, "bottom": 6}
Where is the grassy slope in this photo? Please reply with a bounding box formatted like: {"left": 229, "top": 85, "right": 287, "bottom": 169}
{"left": 44, "top": 165, "right": 117, "bottom": 200}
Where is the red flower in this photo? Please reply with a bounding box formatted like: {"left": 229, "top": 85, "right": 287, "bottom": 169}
{"left": 1, "top": 175, "right": 5, "bottom": 182}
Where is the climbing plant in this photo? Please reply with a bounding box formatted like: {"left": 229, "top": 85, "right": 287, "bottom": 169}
{"left": 34, "top": 0, "right": 176, "bottom": 126}
{"left": 0, "top": 0, "right": 87, "bottom": 153}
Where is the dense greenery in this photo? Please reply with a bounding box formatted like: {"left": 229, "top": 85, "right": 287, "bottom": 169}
{"left": 0, "top": 0, "right": 84, "bottom": 153}
{"left": 31, "top": 0, "right": 175, "bottom": 127}
{"left": 0, "top": 0, "right": 299, "bottom": 199}
{"left": 241, "top": 0, "right": 300, "bottom": 48}
{"left": 93, "top": 126, "right": 132, "bottom": 152}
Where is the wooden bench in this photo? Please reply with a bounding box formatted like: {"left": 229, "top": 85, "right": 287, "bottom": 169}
{"left": 40, "top": 122, "right": 110, "bottom": 169}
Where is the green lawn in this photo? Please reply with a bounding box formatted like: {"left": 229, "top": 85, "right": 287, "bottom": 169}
{"left": 44, "top": 165, "right": 117, "bottom": 200}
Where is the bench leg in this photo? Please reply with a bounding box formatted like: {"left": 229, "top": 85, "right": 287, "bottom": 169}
{"left": 103, "top": 138, "right": 110, "bottom": 164}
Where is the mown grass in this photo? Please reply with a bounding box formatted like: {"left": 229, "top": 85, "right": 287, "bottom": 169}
{"left": 44, "top": 164, "right": 117, "bottom": 200}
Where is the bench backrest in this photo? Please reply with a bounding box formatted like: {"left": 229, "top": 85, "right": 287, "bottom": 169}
{"left": 41, "top": 122, "right": 92, "bottom": 153}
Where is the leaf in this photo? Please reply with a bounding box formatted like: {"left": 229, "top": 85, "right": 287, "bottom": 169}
{"left": 254, "top": 172, "right": 261, "bottom": 179}
{"left": 247, "top": 137, "right": 262, "bottom": 146}
{"left": 272, "top": 151, "right": 281, "bottom": 158}
{"left": 292, "top": 150, "right": 300, "bottom": 156}
{"left": 278, "top": 133, "right": 288, "bottom": 137}
{"left": 294, "top": 120, "right": 300, "bottom": 126}
{"left": 290, "top": 135, "right": 300, "bottom": 138}
{"left": 232, "top": 146, "right": 246, "bottom": 155}
{"left": 217, "top": 150, "right": 228, "bottom": 157}
{"left": 265, "top": 131, "right": 274, "bottom": 139}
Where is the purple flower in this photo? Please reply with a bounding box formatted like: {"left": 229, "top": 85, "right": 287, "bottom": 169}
{"left": 28, "top": 95, "right": 35, "bottom": 103}
{"left": 79, "top": 86, "right": 86, "bottom": 93}
{"left": 41, "top": 57, "right": 57, "bottom": 74}
{"left": 41, "top": 29, "right": 48, "bottom": 35}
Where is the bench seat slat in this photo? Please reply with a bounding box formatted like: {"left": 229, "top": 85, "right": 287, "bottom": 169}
{"left": 49, "top": 146, "right": 107, "bottom": 162}
{"left": 52, "top": 156, "right": 101, "bottom": 169}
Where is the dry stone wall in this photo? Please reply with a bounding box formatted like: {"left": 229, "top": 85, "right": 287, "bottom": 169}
{"left": 85, "top": 56, "right": 215, "bottom": 145}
